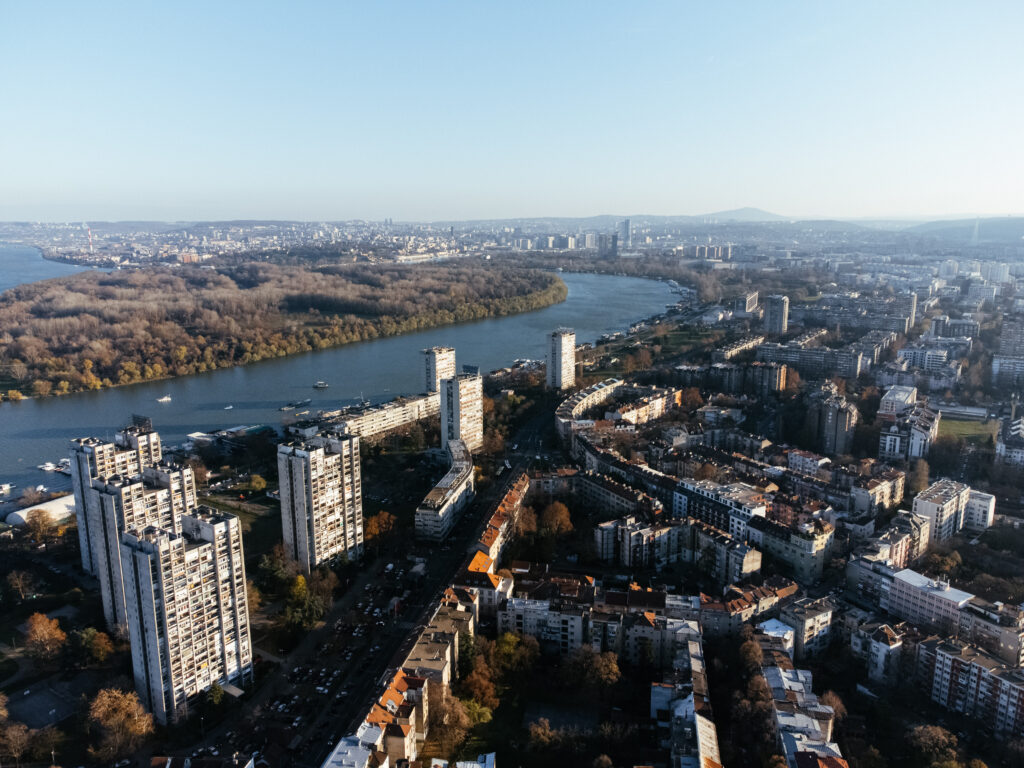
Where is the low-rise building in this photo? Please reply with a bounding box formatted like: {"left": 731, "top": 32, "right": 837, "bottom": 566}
{"left": 745, "top": 517, "right": 835, "bottom": 584}
{"left": 414, "top": 439, "right": 474, "bottom": 542}
{"left": 886, "top": 569, "right": 974, "bottom": 633}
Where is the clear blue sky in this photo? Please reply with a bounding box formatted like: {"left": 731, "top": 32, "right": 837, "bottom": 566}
{"left": 1, "top": 1, "right": 1021, "bottom": 222}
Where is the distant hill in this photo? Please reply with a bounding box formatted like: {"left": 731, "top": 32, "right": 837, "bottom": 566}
{"left": 698, "top": 207, "right": 787, "bottom": 222}
{"left": 907, "top": 216, "right": 1024, "bottom": 242}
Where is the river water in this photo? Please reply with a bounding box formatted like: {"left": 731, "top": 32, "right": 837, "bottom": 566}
{"left": 0, "top": 248, "right": 675, "bottom": 495}
{"left": 0, "top": 244, "right": 92, "bottom": 294}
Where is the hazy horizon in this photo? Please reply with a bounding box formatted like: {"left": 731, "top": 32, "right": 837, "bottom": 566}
{"left": 2, "top": 1, "right": 1021, "bottom": 222}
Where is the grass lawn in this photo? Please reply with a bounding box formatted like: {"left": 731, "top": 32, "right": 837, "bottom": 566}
{"left": 938, "top": 418, "right": 999, "bottom": 446}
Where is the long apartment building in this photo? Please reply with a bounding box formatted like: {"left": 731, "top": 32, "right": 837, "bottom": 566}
{"left": 673, "top": 478, "right": 767, "bottom": 539}
{"left": 917, "top": 638, "right": 1024, "bottom": 739}
{"left": 121, "top": 507, "right": 252, "bottom": 724}
{"left": 278, "top": 434, "right": 364, "bottom": 573}
{"left": 595, "top": 515, "right": 761, "bottom": 585}
{"left": 332, "top": 393, "right": 440, "bottom": 440}
{"left": 441, "top": 373, "right": 483, "bottom": 453}
{"left": 547, "top": 327, "right": 576, "bottom": 390}
{"left": 415, "top": 439, "right": 475, "bottom": 542}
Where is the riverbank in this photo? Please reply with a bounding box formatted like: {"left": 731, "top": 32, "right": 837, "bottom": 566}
{"left": 0, "top": 272, "right": 675, "bottom": 493}
{"left": 0, "top": 262, "right": 568, "bottom": 401}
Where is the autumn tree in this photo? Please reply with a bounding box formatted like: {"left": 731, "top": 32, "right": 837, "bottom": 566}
{"left": 461, "top": 655, "right": 499, "bottom": 710}
{"left": 246, "top": 579, "right": 262, "bottom": 611}
{"left": 25, "top": 509, "right": 54, "bottom": 541}
{"left": 540, "top": 501, "right": 573, "bottom": 536}
{"left": 6, "top": 571, "right": 34, "bottom": 601}
{"left": 907, "top": 725, "right": 957, "bottom": 767}
{"left": 516, "top": 506, "right": 538, "bottom": 536}
{"left": 2, "top": 722, "right": 30, "bottom": 767}
{"left": 0, "top": 691, "right": 7, "bottom": 721}
{"left": 25, "top": 613, "right": 66, "bottom": 663}
{"left": 29, "top": 725, "right": 65, "bottom": 763}
{"left": 739, "top": 640, "right": 764, "bottom": 675}
{"left": 88, "top": 688, "right": 154, "bottom": 760}
{"left": 429, "top": 691, "right": 471, "bottom": 755}
{"left": 593, "top": 755, "right": 614, "bottom": 768}
{"left": 249, "top": 474, "right": 267, "bottom": 492}
{"left": 364, "top": 510, "right": 397, "bottom": 556}
{"left": 68, "top": 627, "right": 113, "bottom": 666}
{"left": 908, "top": 459, "right": 930, "bottom": 495}
{"left": 821, "top": 690, "right": 846, "bottom": 720}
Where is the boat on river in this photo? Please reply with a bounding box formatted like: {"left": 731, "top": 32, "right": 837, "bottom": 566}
{"left": 313, "top": 381, "right": 329, "bottom": 389}
{"left": 157, "top": 394, "right": 172, "bottom": 403}
{"left": 224, "top": 405, "right": 233, "bottom": 410}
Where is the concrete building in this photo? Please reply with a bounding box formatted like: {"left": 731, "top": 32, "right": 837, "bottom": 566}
{"left": 441, "top": 373, "right": 484, "bottom": 453}
{"left": 332, "top": 393, "right": 440, "bottom": 440}
{"left": 764, "top": 295, "right": 790, "bottom": 335}
{"left": 745, "top": 517, "right": 835, "bottom": 584}
{"left": 423, "top": 346, "right": 456, "bottom": 393}
{"left": 278, "top": 434, "right": 364, "bottom": 573}
{"left": 964, "top": 490, "right": 996, "bottom": 533}
{"left": 997, "top": 418, "right": 1024, "bottom": 467}
{"left": 497, "top": 598, "right": 588, "bottom": 655}
{"left": 546, "top": 328, "right": 576, "bottom": 390}
{"left": 780, "top": 598, "right": 834, "bottom": 659}
{"left": 415, "top": 439, "right": 475, "bottom": 542}
{"left": 121, "top": 508, "right": 252, "bottom": 724}
{"left": 804, "top": 383, "right": 859, "bottom": 456}
{"left": 959, "top": 598, "right": 1024, "bottom": 667}
{"left": 673, "top": 479, "right": 768, "bottom": 539}
{"left": 916, "top": 638, "right": 1024, "bottom": 738}
{"left": 912, "top": 479, "right": 971, "bottom": 544}
{"left": 878, "top": 405, "right": 940, "bottom": 462}
{"left": 85, "top": 464, "right": 197, "bottom": 630}
{"left": 850, "top": 622, "right": 907, "bottom": 683}
{"left": 887, "top": 569, "right": 974, "bottom": 633}
{"left": 878, "top": 385, "right": 918, "bottom": 418}
{"left": 70, "top": 422, "right": 164, "bottom": 574}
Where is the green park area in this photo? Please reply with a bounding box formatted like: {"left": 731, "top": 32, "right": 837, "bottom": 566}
{"left": 938, "top": 418, "right": 999, "bottom": 446}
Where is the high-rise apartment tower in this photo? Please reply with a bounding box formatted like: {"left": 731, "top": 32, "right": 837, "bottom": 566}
{"left": 278, "top": 434, "right": 364, "bottom": 573}
{"left": 547, "top": 328, "right": 576, "bottom": 390}
{"left": 441, "top": 373, "right": 483, "bottom": 453}
{"left": 121, "top": 508, "right": 252, "bottom": 724}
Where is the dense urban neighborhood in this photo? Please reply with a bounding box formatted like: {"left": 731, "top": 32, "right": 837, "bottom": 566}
{"left": 4, "top": 217, "right": 1024, "bottom": 768}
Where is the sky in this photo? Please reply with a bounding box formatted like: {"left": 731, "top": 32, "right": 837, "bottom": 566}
{"left": 1, "top": 1, "right": 1022, "bottom": 222}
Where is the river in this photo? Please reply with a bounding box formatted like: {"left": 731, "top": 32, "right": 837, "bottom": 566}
{"left": 0, "top": 249, "right": 675, "bottom": 497}
{"left": 0, "top": 244, "right": 93, "bottom": 294}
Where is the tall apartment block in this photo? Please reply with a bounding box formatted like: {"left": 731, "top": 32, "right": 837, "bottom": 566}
{"left": 764, "top": 295, "right": 790, "bottom": 335}
{"left": 278, "top": 434, "right": 364, "bottom": 573}
{"left": 441, "top": 373, "right": 484, "bottom": 453}
{"left": 70, "top": 422, "right": 164, "bottom": 573}
{"left": 87, "top": 465, "right": 196, "bottom": 630}
{"left": 423, "top": 346, "right": 456, "bottom": 393}
{"left": 70, "top": 424, "right": 197, "bottom": 630}
{"left": 547, "top": 328, "right": 576, "bottom": 390}
{"left": 121, "top": 508, "right": 252, "bottom": 724}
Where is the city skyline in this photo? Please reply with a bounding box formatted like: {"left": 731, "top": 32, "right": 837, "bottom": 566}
{"left": 2, "top": 2, "right": 1022, "bottom": 222}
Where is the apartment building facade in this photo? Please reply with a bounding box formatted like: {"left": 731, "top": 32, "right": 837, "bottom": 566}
{"left": 278, "top": 434, "right": 364, "bottom": 573}
{"left": 121, "top": 508, "right": 252, "bottom": 724}
{"left": 441, "top": 373, "right": 484, "bottom": 452}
